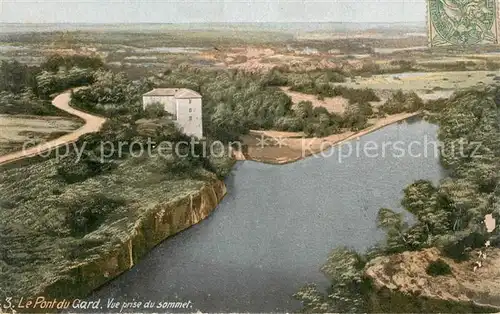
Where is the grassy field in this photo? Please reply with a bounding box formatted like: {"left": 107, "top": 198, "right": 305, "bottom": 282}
{"left": 0, "top": 114, "right": 82, "bottom": 155}
{"left": 340, "top": 71, "right": 500, "bottom": 101}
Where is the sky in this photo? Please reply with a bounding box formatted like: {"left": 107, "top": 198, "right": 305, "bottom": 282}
{"left": 0, "top": 0, "right": 427, "bottom": 24}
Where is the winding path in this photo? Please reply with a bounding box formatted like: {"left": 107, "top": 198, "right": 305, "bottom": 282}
{"left": 0, "top": 90, "right": 106, "bottom": 165}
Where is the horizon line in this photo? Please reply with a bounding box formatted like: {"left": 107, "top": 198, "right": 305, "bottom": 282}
{"left": 0, "top": 21, "right": 427, "bottom": 25}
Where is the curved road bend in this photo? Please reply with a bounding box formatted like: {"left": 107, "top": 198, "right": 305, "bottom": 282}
{"left": 0, "top": 90, "right": 106, "bottom": 166}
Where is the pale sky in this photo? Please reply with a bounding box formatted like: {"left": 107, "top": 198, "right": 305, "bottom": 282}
{"left": 0, "top": 0, "right": 427, "bottom": 24}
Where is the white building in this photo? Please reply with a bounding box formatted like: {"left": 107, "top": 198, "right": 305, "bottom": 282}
{"left": 142, "top": 88, "right": 203, "bottom": 138}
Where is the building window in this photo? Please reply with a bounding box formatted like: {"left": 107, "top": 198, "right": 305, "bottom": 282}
{"left": 189, "top": 99, "right": 192, "bottom": 104}
{"left": 189, "top": 108, "right": 192, "bottom": 113}
{"left": 189, "top": 116, "right": 192, "bottom": 121}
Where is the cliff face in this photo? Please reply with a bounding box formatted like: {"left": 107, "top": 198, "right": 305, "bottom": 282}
{"left": 42, "top": 179, "right": 227, "bottom": 299}
{"left": 365, "top": 247, "right": 500, "bottom": 310}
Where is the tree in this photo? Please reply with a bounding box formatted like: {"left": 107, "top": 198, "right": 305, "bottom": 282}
{"left": 294, "top": 247, "right": 367, "bottom": 313}
{"left": 0, "top": 60, "right": 36, "bottom": 93}
{"left": 376, "top": 208, "right": 409, "bottom": 252}
{"left": 41, "top": 54, "right": 104, "bottom": 72}
{"left": 402, "top": 180, "right": 449, "bottom": 241}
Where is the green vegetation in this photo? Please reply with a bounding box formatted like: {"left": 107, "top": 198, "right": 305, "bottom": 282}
{"left": 153, "top": 65, "right": 377, "bottom": 138}
{"left": 0, "top": 55, "right": 104, "bottom": 115}
{"left": 295, "top": 87, "right": 500, "bottom": 312}
{"left": 40, "top": 54, "right": 104, "bottom": 72}
{"left": 376, "top": 88, "right": 500, "bottom": 257}
{"left": 0, "top": 151, "right": 231, "bottom": 300}
{"left": 0, "top": 88, "right": 61, "bottom": 115}
{"left": 426, "top": 259, "right": 452, "bottom": 277}
{"left": 71, "top": 70, "right": 150, "bottom": 117}
{"left": 263, "top": 67, "right": 380, "bottom": 104}
{"left": 36, "top": 67, "right": 94, "bottom": 98}
{"left": 0, "top": 29, "right": 294, "bottom": 49}
{"left": 379, "top": 90, "right": 424, "bottom": 115}
{"left": 0, "top": 59, "right": 234, "bottom": 301}
{"left": 0, "top": 60, "right": 38, "bottom": 94}
{"left": 294, "top": 248, "right": 369, "bottom": 313}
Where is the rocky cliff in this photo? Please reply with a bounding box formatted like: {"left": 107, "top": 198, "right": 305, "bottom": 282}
{"left": 41, "top": 179, "right": 227, "bottom": 300}
{"left": 365, "top": 247, "right": 500, "bottom": 310}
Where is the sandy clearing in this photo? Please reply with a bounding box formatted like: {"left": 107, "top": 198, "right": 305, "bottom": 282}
{"left": 250, "top": 129, "right": 306, "bottom": 139}
{"left": 0, "top": 90, "right": 107, "bottom": 165}
{"left": 243, "top": 112, "right": 419, "bottom": 164}
{"left": 280, "top": 87, "right": 348, "bottom": 114}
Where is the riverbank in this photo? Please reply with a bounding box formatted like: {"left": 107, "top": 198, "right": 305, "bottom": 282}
{"left": 0, "top": 148, "right": 232, "bottom": 310}
{"left": 92, "top": 118, "right": 445, "bottom": 312}
{"left": 0, "top": 85, "right": 239, "bottom": 311}
{"left": 239, "top": 111, "right": 420, "bottom": 164}
{"left": 40, "top": 179, "right": 227, "bottom": 301}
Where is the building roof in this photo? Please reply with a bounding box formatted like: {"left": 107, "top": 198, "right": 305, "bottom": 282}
{"left": 143, "top": 88, "right": 201, "bottom": 99}
{"left": 174, "top": 88, "right": 202, "bottom": 99}
{"left": 143, "top": 88, "right": 179, "bottom": 96}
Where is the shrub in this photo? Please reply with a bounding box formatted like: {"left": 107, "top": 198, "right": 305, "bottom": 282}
{"left": 442, "top": 232, "right": 488, "bottom": 261}
{"left": 426, "top": 259, "right": 452, "bottom": 276}
{"left": 379, "top": 90, "right": 424, "bottom": 115}
{"left": 274, "top": 116, "right": 303, "bottom": 132}
{"left": 56, "top": 150, "right": 116, "bottom": 184}
{"left": 325, "top": 70, "right": 346, "bottom": 83}
{"left": 357, "top": 102, "right": 374, "bottom": 117}
{"left": 143, "top": 102, "right": 166, "bottom": 118}
{"left": 424, "top": 98, "right": 448, "bottom": 113}
{"left": 332, "top": 86, "right": 379, "bottom": 104}
{"left": 65, "top": 194, "right": 126, "bottom": 237}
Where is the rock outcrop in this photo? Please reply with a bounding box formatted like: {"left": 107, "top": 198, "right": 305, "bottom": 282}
{"left": 365, "top": 247, "right": 500, "bottom": 309}
{"left": 40, "top": 179, "right": 227, "bottom": 300}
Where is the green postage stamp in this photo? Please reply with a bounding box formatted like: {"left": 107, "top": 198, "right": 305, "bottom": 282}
{"left": 428, "top": 0, "right": 499, "bottom": 46}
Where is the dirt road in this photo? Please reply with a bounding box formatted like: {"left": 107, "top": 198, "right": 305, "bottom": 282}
{"left": 0, "top": 90, "right": 106, "bottom": 165}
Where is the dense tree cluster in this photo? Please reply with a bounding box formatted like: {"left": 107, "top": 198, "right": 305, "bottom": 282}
{"left": 294, "top": 248, "right": 368, "bottom": 313}
{"left": 36, "top": 67, "right": 94, "bottom": 98}
{"left": 377, "top": 88, "right": 500, "bottom": 257}
{"left": 378, "top": 90, "right": 424, "bottom": 115}
{"left": 0, "top": 60, "right": 38, "bottom": 94}
{"left": 285, "top": 73, "right": 379, "bottom": 105}
{"left": 157, "top": 65, "right": 377, "bottom": 139}
{"left": 0, "top": 56, "right": 103, "bottom": 114}
{"left": 71, "top": 70, "right": 151, "bottom": 117}
{"left": 0, "top": 88, "right": 60, "bottom": 115}
{"left": 40, "top": 54, "right": 104, "bottom": 73}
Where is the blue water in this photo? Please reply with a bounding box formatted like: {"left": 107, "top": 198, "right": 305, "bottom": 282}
{"left": 92, "top": 119, "right": 445, "bottom": 312}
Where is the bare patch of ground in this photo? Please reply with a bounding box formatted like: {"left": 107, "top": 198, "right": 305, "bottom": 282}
{"left": 366, "top": 247, "right": 500, "bottom": 309}
{"left": 280, "top": 87, "right": 348, "bottom": 114}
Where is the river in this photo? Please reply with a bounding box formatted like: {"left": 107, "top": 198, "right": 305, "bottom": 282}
{"left": 91, "top": 118, "right": 446, "bottom": 312}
